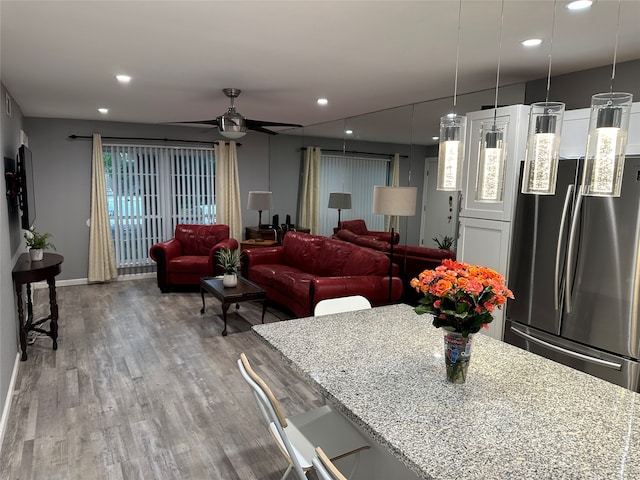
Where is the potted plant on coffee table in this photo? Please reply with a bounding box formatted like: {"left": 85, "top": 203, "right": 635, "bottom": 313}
{"left": 217, "top": 248, "right": 240, "bottom": 288}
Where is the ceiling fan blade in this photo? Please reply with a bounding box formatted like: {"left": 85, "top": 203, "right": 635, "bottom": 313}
{"left": 246, "top": 119, "right": 303, "bottom": 128}
{"left": 247, "top": 125, "right": 279, "bottom": 135}
{"left": 174, "top": 119, "right": 220, "bottom": 126}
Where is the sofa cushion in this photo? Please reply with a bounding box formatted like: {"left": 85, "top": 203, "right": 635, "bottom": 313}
{"left": 168, "top": 255, "right": 210, "bottom": 274}
{"left": 175, "top": 224, "right": 230, "bottom": 256}
{"left": 336, "top": 229, "right": 359, "bottom": 243}
{"left": 250, "top": 265, "right": 315, "bottom": 300}
{"left": 282, "top": 231, "right": 325, "bottom": 274}
{"left": 353, "top": 235, "right": 391, "bottom": 252}
{"left": 339, "top": 219, "right": 369, "bottom": 236}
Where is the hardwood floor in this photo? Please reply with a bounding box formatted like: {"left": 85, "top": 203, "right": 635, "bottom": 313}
{"left": 0, "top": 278, "right": 324, "bottom": 480}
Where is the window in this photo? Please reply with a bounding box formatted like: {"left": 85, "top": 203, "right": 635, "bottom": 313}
{"left": 103, "top": 145, "right": 215, "bottom": 269}
{"left": 319, "top": 154, "right": 389, "bottom": 236}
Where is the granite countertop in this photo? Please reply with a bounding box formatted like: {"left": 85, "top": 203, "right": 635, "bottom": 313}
{"left": 253, "top": 303, "right": 640, "bottom": 480}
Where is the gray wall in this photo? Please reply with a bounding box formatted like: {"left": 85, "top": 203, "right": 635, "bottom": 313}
{"left": 525, "top": 59, "right": 640, "bottom": 108}
{"left": 1, "top": 82, "right": 24, "bottom": 430}
{"left": 22, "top": 118, "right": 270, "bottom": 280}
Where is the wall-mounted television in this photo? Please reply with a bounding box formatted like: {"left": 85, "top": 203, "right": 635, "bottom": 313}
{"left": 17, "top": 145, "right": 36, "bottom": 230}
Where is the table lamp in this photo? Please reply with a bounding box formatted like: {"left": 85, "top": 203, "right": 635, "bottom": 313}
{"left": 328, "top": 192, "right": 352, "bottom": 229}
{"left": 373, "top": 186, "right": 417, "bottom": 302}
{"left": 247, "top": 191, "right": 272, "bottom": 228}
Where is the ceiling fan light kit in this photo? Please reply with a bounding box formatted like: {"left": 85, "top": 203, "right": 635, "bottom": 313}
{"left": 179, "top": 87, "right": 302, "bottom": 137}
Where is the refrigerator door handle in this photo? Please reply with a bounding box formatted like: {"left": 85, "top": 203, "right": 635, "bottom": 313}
{"left": 510, "top": 326, "right": 622, "bottom": 370}
{"left": 565, "top": 190, "right": 583, "bottom": 314}
{"left": 554, "top": 185, "right": 574, "bottom": 311}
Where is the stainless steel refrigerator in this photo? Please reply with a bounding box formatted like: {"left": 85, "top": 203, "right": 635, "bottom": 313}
{"left": 504, "top": 156, "right": 640, "bottom": 391}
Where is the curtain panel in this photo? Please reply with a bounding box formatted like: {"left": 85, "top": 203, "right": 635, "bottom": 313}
{"left": 88, "top": 133, "right": 118, "bottom": 282}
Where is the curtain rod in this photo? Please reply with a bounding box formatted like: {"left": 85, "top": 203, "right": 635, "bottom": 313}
{"left": 67, "top": 134, "right": 240, "bottom": 146}
{"left": 300, "top": 147, "right": 407, "bottom": 159}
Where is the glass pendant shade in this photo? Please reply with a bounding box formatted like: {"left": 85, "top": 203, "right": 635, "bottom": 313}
{"left": 521, "top": 102, "right": 565, "bottom": 195}
{"left": 581, "top": 92, "right": 633, "bottom": 197}
{"left": 476, "top": 121, "right": 508, "bottom": 203}
{"left": 437, "top": 114, "right": 467, "bottom": 191}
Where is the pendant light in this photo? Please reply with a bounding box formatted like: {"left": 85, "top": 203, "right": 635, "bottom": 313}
{"left": 437, "top": 0, "right": 466, "bottom": 191}
{"left": 521, "top": 1, "right": 565, "bottom": 195}
{"left": 475, "top": 0, "right": 508, "bottom": 203}
{"left": 581, "top": 1, "right": 633, "bottom": 197}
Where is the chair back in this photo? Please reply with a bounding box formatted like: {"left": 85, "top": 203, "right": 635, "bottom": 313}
{"left": 237, "top": 353, "right": 308, "bottom": 480}
{"left": 314, "top": 295, "right": 372, "bottom": 317}
{"left": 312, "top": 447, "right": 347, "bottom": 480}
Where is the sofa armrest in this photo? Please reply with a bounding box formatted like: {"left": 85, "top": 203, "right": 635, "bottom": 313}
{"left": 311, "top": 276, "right": 403, "bottom": 313}
{"left": 150, "top": 239, "right": 183, "bottom": 292}
{"left": 369, "top": 230, "right": 400, "bottom": 245}
{"left": 150, "top": 238, "right": 183, "bottom": 263}
{"left": 208, "top": 238, "right": 240, "bottom": 274}
{"left": 242, "top": 247, "right": 285, "bottom": 278}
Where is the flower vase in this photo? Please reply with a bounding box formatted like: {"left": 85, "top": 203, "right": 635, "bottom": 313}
{"left": 29, "top": 248, "right": 43, "bottom": 262}
{"left": 443, "top": 331, "right": 474, "bottom": 384}
{"left": 223, "top": 273, "right": 237, "bottom": 288}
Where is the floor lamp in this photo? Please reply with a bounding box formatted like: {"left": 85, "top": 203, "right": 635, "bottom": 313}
{"left": 328, "top": 192, "right": 352, "bottom": 230}
{"left": 373, "top": 186, "right": 417, "bottom": 302}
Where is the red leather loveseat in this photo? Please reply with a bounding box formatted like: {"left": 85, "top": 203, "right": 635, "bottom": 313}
{"left": 243, "top": 231, "right": 402, "bottom": 318}
{"left": 333, "top": 225, "right": 455, "bottom": 305}
{"left": 150, "top": 224, "right": 238, "bottom": 292}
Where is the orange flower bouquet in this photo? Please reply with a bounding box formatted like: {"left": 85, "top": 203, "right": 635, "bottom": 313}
{"left": 410, "top": 259, "right": 514, "bottom": 338}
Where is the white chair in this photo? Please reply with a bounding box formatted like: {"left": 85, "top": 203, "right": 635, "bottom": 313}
{"left": 312, "top": 447, "right": 347, "bottom": 480}
{"left": 237, "top": 353, "right": 369, "bottom": 480}
{"left": 313, "top": 295, "right": 372, "bottom": 317}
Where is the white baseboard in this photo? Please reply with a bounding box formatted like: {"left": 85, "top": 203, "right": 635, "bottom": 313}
{"left": 0, "top": 353, "right": 21, "bottom": 449}
{"left": 31, "top": 272, "right": 155, "bottom": 289}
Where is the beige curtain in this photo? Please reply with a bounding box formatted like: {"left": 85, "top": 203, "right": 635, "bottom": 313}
{"left": 88, "top": 133, "right": 118, "bottom": 282}
{"left": 214, "top": 141, "right": 242, "bottom": 240}
{"left": 299, "top": 147, "right": 321, "bottom": 234}
{"left": 385, "top": 153, "right": 401, "bottom": 232}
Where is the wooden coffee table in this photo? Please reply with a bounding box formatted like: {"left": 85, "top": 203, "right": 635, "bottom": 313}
{"left": 200, "top": 276, "right": 266, "bottom": 336}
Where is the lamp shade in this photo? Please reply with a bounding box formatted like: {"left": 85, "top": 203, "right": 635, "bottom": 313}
{"left": 521, "top": 101, "right": 565, "bottom": 195}
{"left": 476, "top": 120, "right": 508, "bottom": 203}
{"left": 581, "top": 92, "right": 633, "bottom": 197}
{"left": 328, "top": 192, "right": 352, "bottom": 210}
{"left": 437, "top": 114, "right": 467, "bottom": 191}
{"left": 372, "top": 186, "right": 417, "bottom": 217}
{"left": 247, "top": 191, "right": 272, "bottom": 211}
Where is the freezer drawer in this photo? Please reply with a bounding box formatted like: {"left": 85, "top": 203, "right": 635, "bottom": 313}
{"left": 504, "top": 320, "right": 640, "bottom": 392}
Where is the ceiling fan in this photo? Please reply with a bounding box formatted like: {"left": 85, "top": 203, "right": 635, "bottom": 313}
{"left": 179, "top": 88, "right": 303, "bottom": 138}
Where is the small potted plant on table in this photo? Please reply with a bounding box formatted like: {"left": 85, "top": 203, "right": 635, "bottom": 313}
{"left": 217, "top": 248, "right": 240, "bottom": 288}
{"left": 24, "top": 226, "right": 56, "bottom": 262}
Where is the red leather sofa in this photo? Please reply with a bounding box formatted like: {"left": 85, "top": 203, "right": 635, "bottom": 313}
{"left": 243, "top": 231, "right": 402, "bottom": 318}
{"left": 150, "top": 224, "right": 239, "bottom": 292}
{"left": 336, "top": 219, "right": 400, "bottom": 245}
{"left": 333, "top": 227, "right": 455, "bottom": 305}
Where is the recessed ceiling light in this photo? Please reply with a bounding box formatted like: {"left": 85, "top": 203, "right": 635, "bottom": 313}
{"left": 98, "top": 108, "right": 109, "bottom": 114}
{"left": 566, "top": 0, "right": 593, "bottom": 11}
{"left": 432, "top": 136, "right": 439, "bottom": 141}
{"left": 115, "top": 74, "right": 131, "bottom": 83}
{"left": 345, "top": 129, "right": 353, "bottom": 135}
{"left": 317, "top": 98, "right": 328, "bottom": 105}
{"left": 521, "top": 38, "right": 543, "bottom": 47}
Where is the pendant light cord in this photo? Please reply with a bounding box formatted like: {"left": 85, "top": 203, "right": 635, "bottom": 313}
{"left": 609, "top": 0, "right": 622, "bottom": 95}
{"left": 545, "top": 1, "right": 558, "bottom": 104}
{"left": 452, "top": 0, "right": 463, "bottom": 112}
{"left": 493, "top": 0, "right": 505, "bottom": 127}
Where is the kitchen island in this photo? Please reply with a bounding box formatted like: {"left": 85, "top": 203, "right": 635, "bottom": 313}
{"left": 253, "top": 303, "right": 640, "bottom": 480}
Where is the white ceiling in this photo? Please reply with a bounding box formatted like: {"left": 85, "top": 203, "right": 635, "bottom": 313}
{"left": 2, "top": 0, "right": 639, "bottom": 141}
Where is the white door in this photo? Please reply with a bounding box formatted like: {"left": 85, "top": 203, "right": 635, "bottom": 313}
{"left": 420, "top": 157, "right": 459, "bottom": 251}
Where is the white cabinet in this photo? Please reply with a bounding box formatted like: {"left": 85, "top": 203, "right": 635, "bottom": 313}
{"left": 460, "top": 104, "right": 529, "bottom": 222}
{"left": 457, "top": 217, "right": 512, "bottom": 340}
{"left": 560, "top": 102, "right": 640, "bottom": 157}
